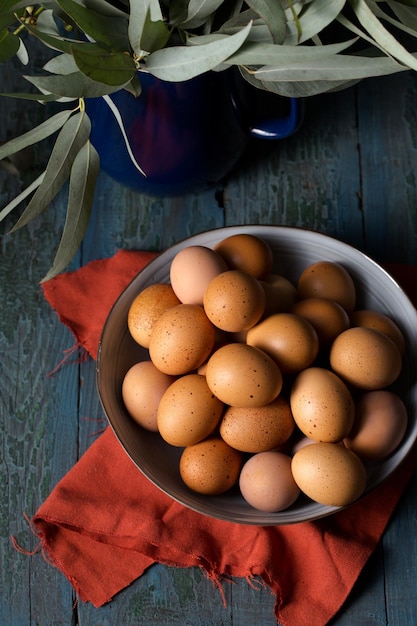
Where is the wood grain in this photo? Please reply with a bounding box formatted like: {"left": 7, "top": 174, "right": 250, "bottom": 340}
{"left": 1, "top": 65, "right": 417, "bottom": 625}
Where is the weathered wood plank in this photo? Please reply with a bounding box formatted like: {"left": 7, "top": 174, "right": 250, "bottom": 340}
{"left": 357, "top": 73, "right": 417, "bottom": 265}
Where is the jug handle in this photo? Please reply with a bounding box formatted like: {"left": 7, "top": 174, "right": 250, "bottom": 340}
{"left": 249, "top": 97, "right": 304, "bottom": 140}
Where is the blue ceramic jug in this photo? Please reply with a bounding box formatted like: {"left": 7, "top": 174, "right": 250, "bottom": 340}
{"left": 86, "top": 70, "right": 302, "bottom": 196}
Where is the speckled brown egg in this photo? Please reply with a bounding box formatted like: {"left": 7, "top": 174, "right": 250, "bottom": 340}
{"left": 297, "top": 261, "right": 356, "bottom": 312}
{"left": 149, "top": 304, "right": 216, "bottom": 375}
{"left": 349, "top": 309, "right": 405, "bottom": 355}
{"left": 157, "top": 374, "right": 224, "bottom": 446}
{"left": 239, "top": 451, "right": 300, "bottom": 512}
{"left": 292, "top": 297, "right": 350, "bottom": 347}
{"left": 179, "top": 437, "right": 243, "bottom": 495}
{"left": 246, "top": 313, "right": 319, "bottom": 374}
{"left": 344, "top": 390, "right": 408, "bottom": 460}
{"left": 205, "top": 343, "right": 282, "bottom": 407}
{"left": 128, "top": 283, "right": 181, "bottom": 348}
{"left": 169, "top": 245, "right": 228, "bottom": 305}
{"left": 291, "top": 442, "right": 367, "bottom": 507}
{"left": 203, "top": 270, "right": 266, "bottom": 332}
{"left": 330, "top": 326, "right": 402, "bottom": 390}
{"left": 219, "top": 396, "right": 295, "bottom": 453}
{"left": 214, "top": 233, "right": 273, "bottom": 278}
{"left": 122, "top": 361, "right": 175, "bottom": 432}
{"left": 290, "top": 367, "right": 355, "bottom": 442}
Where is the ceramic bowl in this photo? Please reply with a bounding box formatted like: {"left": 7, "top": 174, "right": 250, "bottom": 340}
{"left": 96, "top": 226, "right": 417, "bottom": 525}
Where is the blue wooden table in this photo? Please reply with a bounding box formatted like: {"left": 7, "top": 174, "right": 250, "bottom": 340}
{"left": 1, "top": 65, "right": 417, "bottom": 625}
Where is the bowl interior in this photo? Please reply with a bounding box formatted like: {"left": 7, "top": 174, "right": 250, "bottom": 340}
{"left": 97, "top": 226, "right": 417, "bottom": 525}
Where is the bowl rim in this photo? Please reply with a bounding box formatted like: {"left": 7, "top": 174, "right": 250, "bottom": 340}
{"left": 96, "top": 225, "right": 417, "bottom": 525}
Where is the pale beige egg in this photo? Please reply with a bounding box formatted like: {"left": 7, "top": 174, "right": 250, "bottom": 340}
{"left": 169, "top": 245, "right": 228, "bottom": 305}
{"left": 239, "top": 451, "right": 300, "bottom": 512}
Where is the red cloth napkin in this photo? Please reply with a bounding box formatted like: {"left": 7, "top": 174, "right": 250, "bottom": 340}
{"left": 32, "top": 251, "right": 417, "bottom": 626}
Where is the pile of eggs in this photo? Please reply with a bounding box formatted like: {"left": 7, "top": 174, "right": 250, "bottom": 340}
{"left": 121, "top": 233, "right": 408, "bottom": 513}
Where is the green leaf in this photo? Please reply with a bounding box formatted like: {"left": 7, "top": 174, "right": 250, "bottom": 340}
{"left": 240, "top": 66, "right": 359, "bottom": 97}
{"left": 71, "top": 45, "right": 136, "bottom": 85}
{"left": 0, "top": 109, "right": 75, "bottom": 160}
{"left": 41, "top": 139, "right": 100, "bottom": 282}
{"left": 24, "top": 70, "right": 132, "bottom": 97}
{"left": 387, "top": 1, "right": 417, "bottom": 31}
{"left": 10, "top": 110, "right": 91, "bottom": 231}
{"left": 221, "top": 38, "right": 359, "bottom": 67}
{"left": 0, "top": 91, "right": 64, "bottom": 102}
{"left": 253, "top": 52, "right": 411, "bottom": 82}
{"left": 245, "top": 0, "right": 286, "bottom": 44}
{"left": 128, "top": 0, "right": 170, "bottom": 55}
{"left": 145, "top": 19, "right": 253, "bottom": 80}
{"left": 0, "top": 28, "right": 20, "bottom": 61}
{"left": 285, "top": 0, "right": 347, "bottom": 45}
{"left": 349, "top": 0, "right": 417, "bottom": 70}
{"left": 56, "top": 0, "right": 130, "bottom": 51}
{"left": 182, "top": 0, "right": 225, "bottom": 28}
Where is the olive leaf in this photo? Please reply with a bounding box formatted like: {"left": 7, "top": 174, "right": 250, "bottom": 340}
{"left": 145, "top": 19, "right": 252, "bottom": 80}
{"left": 128, "top": 0, "right": 170, "bottom": 55}
{"left": 181, "top": 0, "right": 225, "bottom": 29}
{"left": 349, "top": 0, "right": 417, "bottom": 70}
{"left": 285, "top": 0, "right": 347, "bottom": 45}
{"left": 245, "top": 0, "right": 286, "bottom": 44}
{"left": 24, "top": 69, "right": 132, "bottom": 97}
{"left": 71, "top": 45, "right": 137, "bottom": 85}
{"left": 222, "top": 38, "right": 358, "bottom": 67}
{"left": 10, "top": 110, "right": 91, "bottom": 231}
{"left": 42, "top": 139, "right": 100, "bottom": 282}
{"left": 0, "top": 109, "right": 74, "bottom": 160}
{"left": 253, "top": 53, "right": 410, "bottom": 83}
{"left": 56, "top": 0, "right": 130, "bottom": 52}
{"left": 0, "top": 28, "right": 20, "bottom": 61}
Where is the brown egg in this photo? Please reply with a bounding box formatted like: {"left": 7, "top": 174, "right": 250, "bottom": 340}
{"left": 239, "top": 451, "right": 300, "bottom": 512}
{"left": 349, "top": 309, "right": 405, "bottom": 355}
{"left": 344, "top": 390, "right": 408, "bottom": 460}
{"left": 214, "top": 233, "right": 273, "bottom": 278}
{"left": 122, "top": 361, "right": 175, "bottom": 432}
{"left": 203, "top": 270, "right": 265, "bottom": 332}
{"left": 149, "top": 304, "right": 216, "bottom": 375}
{"left": 260, "top": 274, "right": 298, "bottom": 316}
{"left": 128, "top": 283, "right": 181, "bottom": 348}
{"left": 330, "top": 326, "right": 402, "bottom": 390}
{"left": 297, "top": 261, "right": 356, "bottom": 312}
{"left": 246, "top": 313, "right": 319, "bottom": 374}
{"left": 219, "top": 396, "right": 295, "bottom": 453}
{"left": 205, "top": 343, "right": 282, "bottom": 407}
{"left": 290, "top": 367, "right": 355, "bottom": 442}
{"left": 291, "top": 442, "right": 367, "bottom": 507}
{"left": 157, "top": 374, "right": 224, "bottom": 446}
{"left": 292, "top": 297, "right": 350, "bottom": 347}
{"left": 179, "top": 437, "right": 243, "bottom": 495}
{"left": 169, "top": 245, "right": 228, "bottom": 305}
